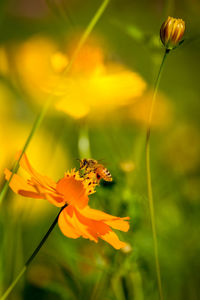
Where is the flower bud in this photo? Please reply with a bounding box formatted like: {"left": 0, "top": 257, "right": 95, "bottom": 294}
{"left": 160, "top": 16, "right": 185, "bottom": 50}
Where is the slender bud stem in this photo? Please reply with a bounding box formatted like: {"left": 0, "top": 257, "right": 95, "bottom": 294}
{"left": 0, "top": 205, "right": 67, "bottom": 300}
{"left": 145, "top": 48, "right": 170, "bottom": 300}
{"left": 0, "top": 0, "right": 110, "bottom": 205}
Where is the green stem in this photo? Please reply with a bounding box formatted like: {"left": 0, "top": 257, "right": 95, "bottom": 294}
{"left": 0, "top": 205, "right": 67, "bottom": 300}
{"left": 145, "top": 48, "right": 169, "bottom": 300}
{"left": 0, "top": 0, "right": 110, "bottom": 205}
{"left": 63, "top": 0, "right": 110, "bottom": 75}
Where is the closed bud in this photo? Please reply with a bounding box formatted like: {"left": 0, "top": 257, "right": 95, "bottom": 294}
{"left": 160, "top": 16, "right": 185, "bottom": 50}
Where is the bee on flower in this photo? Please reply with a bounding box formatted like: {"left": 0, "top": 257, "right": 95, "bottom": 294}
{"left": 79, "top": 158, "right": 112, "bottom": 184}
{"left": 5, "top": 152, "right": 129, "bottom": 249}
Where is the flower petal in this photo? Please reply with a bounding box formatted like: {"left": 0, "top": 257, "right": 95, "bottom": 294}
{"left": 68, "top": 206, "right": 98, "bottom": 242}
{"left": 101, "top": 231, "right": 127, "bottom": 249}
{"left": 80, "top": 206, "right": 130, "bottom": 232}
{"left": 58, "top": 207, "right": 81, "bottom": 239}
{"left": 4, "top": 167, "right": 65, "bottom": 207}
{"left": 4, "top": 168, "right": 38, "bottom": 195}
{"left": 58, "top": 205, "right": 128, "bottom": 249}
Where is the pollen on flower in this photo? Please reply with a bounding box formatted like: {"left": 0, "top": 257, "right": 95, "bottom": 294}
{"left": 82, "top": 176, "right": 97, "bottom": 196}
{"left": 64, "top": 168, "right": 97, "bottom": 196}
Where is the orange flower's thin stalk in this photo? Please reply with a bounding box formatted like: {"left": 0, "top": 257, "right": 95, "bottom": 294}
{"left": 0, "top": 205, "right": 67, "bottom": 300}
{"left": 0, "top": 0, "right": 110, "bottom": 205}
{"left": 145, "top": 48, "right": 169, "bottom": 300}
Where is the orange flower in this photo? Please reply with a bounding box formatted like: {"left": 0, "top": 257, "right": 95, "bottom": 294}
{"left": 4, "top": 153, "right": 130, "bottom": 249}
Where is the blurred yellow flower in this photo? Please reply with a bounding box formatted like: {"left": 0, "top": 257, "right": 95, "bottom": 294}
{"left": 50, "top": 51, "right": 69, "bottom": 73}
{"left": 0, "top": 83, "right": 19, "bottom": 173}
{"left": 56, "top": 64, "right": 146, "bottom": 119}
{"left": 0, "top": 123, "right": 68, "bottom": 183}
{"left": 15, "top": 36, "right": 60, "bottom": 99}
{"left": 0, "top": 83, "right": 15, "bottom": 123}
{"left": 14, "top": 35, "right": 146, "bottom": 119}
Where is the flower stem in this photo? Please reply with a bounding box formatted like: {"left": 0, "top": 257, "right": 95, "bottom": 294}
{"left": 0, "top": 0, "right": 110, "bottom": 205}
{"left": 0, "top": 205, "right": 67, "bottom": 300}
{"left": 145, "top": 48, "right": 169, "bottom": 300}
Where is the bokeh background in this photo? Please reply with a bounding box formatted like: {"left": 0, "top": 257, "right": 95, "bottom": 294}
{"left": 0, "top": 0, "right": 200, "bottom": 299}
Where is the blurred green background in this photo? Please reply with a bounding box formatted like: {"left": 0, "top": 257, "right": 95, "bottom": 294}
{"left": 0, "top": 0, "right": 200, "bottom": 299}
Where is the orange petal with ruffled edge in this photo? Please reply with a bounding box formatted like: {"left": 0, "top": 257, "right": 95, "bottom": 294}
{"left": 59, "top": 205, "right": 97, "bottom": 242}
{"left": 58, "top": 205, "right": 129, "bottom": 249}
{"left": 80, "top": 206, "right": 130, "bottom": 232}
{"left": 4, "top": 155, "right": 65, "bottom": 207}
{"left": 100, "top": 231, "right": 127, "bottom": 249}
